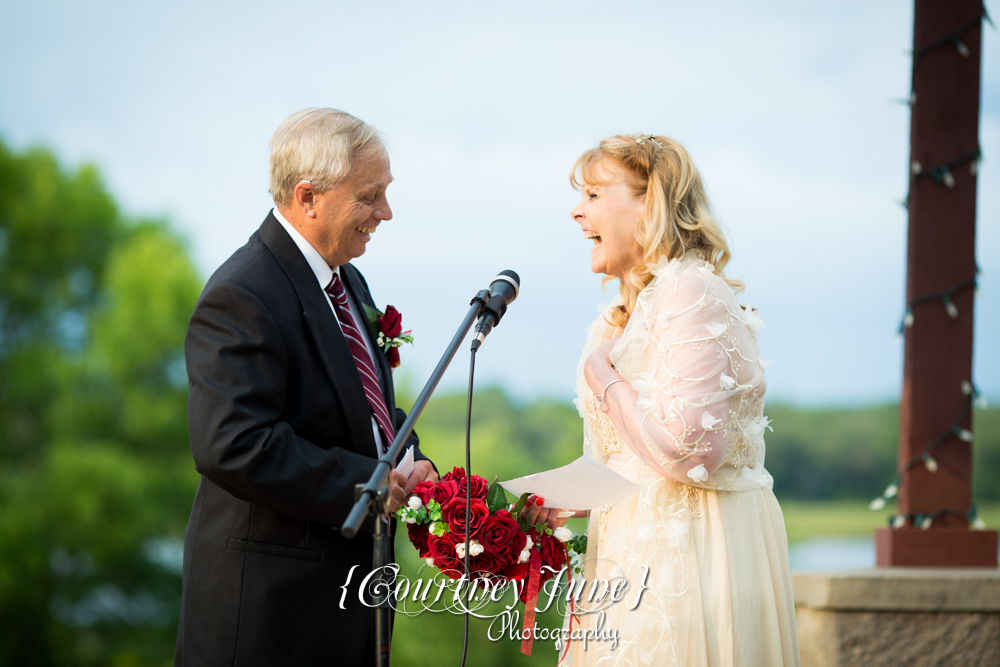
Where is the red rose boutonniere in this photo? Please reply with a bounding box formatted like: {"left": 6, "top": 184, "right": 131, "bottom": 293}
{"left": 363, "top": 304, "right": 414, "bottom": 368}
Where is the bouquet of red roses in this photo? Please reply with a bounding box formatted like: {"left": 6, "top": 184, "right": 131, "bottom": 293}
{"left": 395, "top": 467, "right": 578, "bottom": 594}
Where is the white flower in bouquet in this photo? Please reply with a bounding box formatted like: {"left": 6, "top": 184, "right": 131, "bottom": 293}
{"left": 553, "top": 526, "right": 573, "bottom": 543}
{"left": 455, "top": 539, "right": 484, "bottom": 559}
{"left": 429, "top": 521, "right": 447, "bottom": 537}
{"left": 517, "top": 535, "right": 534, "bottom": 563}
{"left": 407, "top": 496, "right": 423, "bottom": 511}
{"left": 425, "top": 558, "right": 435, "bottom": 567}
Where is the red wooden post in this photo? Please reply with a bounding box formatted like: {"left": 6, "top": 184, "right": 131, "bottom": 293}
{"left": 875, "top": 0, "right": 997, "bottom": 567}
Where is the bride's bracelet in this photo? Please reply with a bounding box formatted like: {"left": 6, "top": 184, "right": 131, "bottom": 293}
{"left": 597, "top": 378, "right": 626, "bottom": 413}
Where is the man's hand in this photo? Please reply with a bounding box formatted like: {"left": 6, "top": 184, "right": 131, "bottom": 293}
{"left": 386, "top": 469, "right": 407, "bottom": 514}
{"left": 404, "top": 460, "right": 439, "bottom": 494}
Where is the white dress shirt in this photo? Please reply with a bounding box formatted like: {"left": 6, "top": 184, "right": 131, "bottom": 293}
{"left": 272, "top": 208, "right": 385, "bottom": 452}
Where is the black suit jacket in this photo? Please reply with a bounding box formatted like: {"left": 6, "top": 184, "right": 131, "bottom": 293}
{"left": 175, "top": 213, "right": 429, "bottom": 666}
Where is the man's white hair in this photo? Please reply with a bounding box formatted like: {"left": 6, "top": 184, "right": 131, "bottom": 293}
{"left": 268, "top": 108, "right": 385, "bottom": 208}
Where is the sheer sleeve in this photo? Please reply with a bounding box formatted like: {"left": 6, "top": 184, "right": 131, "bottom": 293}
{"left": 609, "top": 267, "right": 762, "bottom": 485}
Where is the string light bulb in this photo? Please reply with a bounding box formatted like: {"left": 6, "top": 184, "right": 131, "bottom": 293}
{"left": 942, "top": 295, "right": 959, "bottom": 318}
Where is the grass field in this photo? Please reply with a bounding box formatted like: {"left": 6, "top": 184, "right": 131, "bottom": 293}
{"left": 779, "top": 499, "right": 1000, "bottom": 543}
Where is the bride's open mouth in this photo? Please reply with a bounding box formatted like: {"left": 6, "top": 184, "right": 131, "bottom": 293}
{"left": 584, "top": 230, "right": 601, "bottom": 249}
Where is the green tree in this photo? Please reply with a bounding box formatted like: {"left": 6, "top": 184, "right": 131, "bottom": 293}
{"left": 0, "top": 140, "right": 201, "bottom": 666}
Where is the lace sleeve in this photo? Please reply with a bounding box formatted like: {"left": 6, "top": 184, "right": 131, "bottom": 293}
{"left": 614, "top": 270, "right": 746, "bottom": 484}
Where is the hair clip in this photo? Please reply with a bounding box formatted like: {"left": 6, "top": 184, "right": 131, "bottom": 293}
{"left": 634, "top": 134, "right": 663, "bottom": 149}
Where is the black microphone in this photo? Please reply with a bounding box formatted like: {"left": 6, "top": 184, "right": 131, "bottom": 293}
{"left": 471, "top": 270, "right": 520, "bottom": 351}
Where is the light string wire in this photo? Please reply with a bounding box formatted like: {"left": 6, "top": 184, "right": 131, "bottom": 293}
{"left": 897, "top": 274, "right": 979, "bottom": 333}
{"left": 872, "top": 4, "right": 992, "bottom": 531}
{"left": 869, "top": 381, "right": 987, "bottom": 527}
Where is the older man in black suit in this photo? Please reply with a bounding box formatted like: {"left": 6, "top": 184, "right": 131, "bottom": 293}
{"left": 175, "top": 108, "right": 438, "bottom": 666}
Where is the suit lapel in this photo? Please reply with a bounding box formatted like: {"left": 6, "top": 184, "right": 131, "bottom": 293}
{"left": 258, "top": 213, "right": 378, "bottom": 454}
{"left": 341, "top": 263, "right": 396, "bottom": 419}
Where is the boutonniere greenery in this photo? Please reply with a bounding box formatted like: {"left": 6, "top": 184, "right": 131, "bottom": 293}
{"left": 362, "top": 304, "right": 414, "bottom": 368}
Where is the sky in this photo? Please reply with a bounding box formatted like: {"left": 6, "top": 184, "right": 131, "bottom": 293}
{"left": 0, "top": 0, "right": 997, "bottom": 405}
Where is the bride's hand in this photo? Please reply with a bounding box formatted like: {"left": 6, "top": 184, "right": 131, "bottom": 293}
{"left": 518, "top": 496, "right": 571, "bottom": 530}
{"left": 584, "top": 337, "right": 622, "bottom": 395}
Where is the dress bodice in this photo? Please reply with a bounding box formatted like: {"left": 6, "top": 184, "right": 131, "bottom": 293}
{"left": 575, "top": 255, "right": 774, "bottom": 491}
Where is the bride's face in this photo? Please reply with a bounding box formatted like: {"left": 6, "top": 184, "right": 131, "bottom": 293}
{"left": 571, "top": 164, "right": 645, "bottom": 279}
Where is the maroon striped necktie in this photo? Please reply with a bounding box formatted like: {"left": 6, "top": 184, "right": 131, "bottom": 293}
{"left": 324, "top": 273, "right": 395, "bottom": 452}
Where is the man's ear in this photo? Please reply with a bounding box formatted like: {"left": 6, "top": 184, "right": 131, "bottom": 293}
{"left": 293, "top": 180, "right": 318, "bottom": 218}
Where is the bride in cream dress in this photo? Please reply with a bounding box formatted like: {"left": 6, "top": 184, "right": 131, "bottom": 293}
{"left": 560, "top": 135, "right": 799, "bottom": 666}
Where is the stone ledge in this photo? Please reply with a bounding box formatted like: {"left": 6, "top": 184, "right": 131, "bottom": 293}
{"left": 793, "top": 568, "right": 1000, "bottom": 612}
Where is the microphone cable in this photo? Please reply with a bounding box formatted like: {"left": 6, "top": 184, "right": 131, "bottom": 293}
{"left": 460, "top": 346, "right": 476, "bottom": 667}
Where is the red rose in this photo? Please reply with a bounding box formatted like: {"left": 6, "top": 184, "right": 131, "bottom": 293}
{"left": 428, "top": 533, "right": 462, "bottom": 578}
{"left": 429, "top": 480, "right": 461, "bottom": 505}
{"left": 407, "top": 522, "right": 431, "bottom": 558}
{"left": 411, "top": 481, "right": 434, "bottom": 505}
{"left": 378, "top": 306, "right": 403, "bottom": 339}
{"left": 469, "top": 551, "right": 504, "bottom": 577}
{"left": 478, "top": 510, "right": 527, "bottom": 559}
{"left": 442, "top": 467, "right": 488, "bottom": 498}
{"left": 538, "top": 533, "right": 568, "bottom": 579}
{"left": 504, "top": 561, "right": 529, "bottom": 582}
{"left": 387, "top": 346, "right": 400, "bottom": 369}
{"left": 442, "top": 496, "right": 489, "bottom": 538}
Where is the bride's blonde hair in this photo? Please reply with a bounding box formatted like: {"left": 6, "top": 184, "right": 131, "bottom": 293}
{"left": 571, "top": 134, "right": 742, "bottom": 330}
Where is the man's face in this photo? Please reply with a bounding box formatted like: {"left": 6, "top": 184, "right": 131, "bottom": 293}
{"left": 311, "top": 151, "right": 393, "bottom": 267}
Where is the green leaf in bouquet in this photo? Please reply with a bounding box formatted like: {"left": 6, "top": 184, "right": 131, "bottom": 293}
{"left": 567, "top": 534, "right": 588, "bottom": 556}
{"left": 426, "top": 499, "right": 443, "bottom": 523}
{"left": 512, "top": 492, "right": 531, "bottom": 517}
{"left": 486, "top": 477, "right": 509, "bottom": 514}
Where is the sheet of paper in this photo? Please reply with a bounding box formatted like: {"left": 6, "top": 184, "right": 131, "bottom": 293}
{"left": 500, "top": 454, "right": 639, "bottom": 510}
{"left": 395, "top": 445, "right": 415, "bottom": 479}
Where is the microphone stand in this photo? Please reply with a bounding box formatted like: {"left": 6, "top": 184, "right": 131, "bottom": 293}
{"left": 341, "top": 288, "right": 492, "bottom": 667}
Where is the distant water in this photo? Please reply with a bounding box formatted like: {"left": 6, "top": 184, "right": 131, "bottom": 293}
{"left": 788, "top": 537, "right": 874, "bottom": 570}
{"left": 788, "top": 536, "right": 1000, "bottom": 570}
